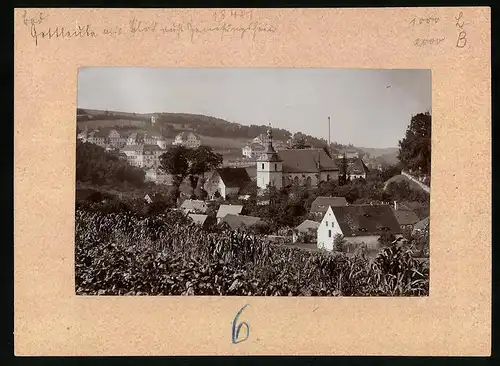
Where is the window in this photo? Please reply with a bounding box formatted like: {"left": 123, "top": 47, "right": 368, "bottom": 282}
{"left": 275, "top": 163, "right": 277, "bottom": 170}
{"left": 325, "top": 221, "right": 328, "bottom": 227}
{"left": 262, "top": 163, "right": 264, "bottom": 169}
{"left": 328, "top": 230, "right": 332, "bottom": 238}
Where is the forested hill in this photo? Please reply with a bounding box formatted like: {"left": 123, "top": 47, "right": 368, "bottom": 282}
{"left": 76, "top": 108, "right": 338, "bottom": 149}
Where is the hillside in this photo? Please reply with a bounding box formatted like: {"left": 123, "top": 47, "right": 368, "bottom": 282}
{"left": 76, "top": 109, "right": 399, "bottom": 157}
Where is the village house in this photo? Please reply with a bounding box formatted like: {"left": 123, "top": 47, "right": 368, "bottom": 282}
{"left": 337, "top": 149, "right": 360, "bottom": 159}
{"left": 412, "top": 217, "right": 429, "bottom": 236}
{"left": 180, "top": 199, "right": 208, "bottom": 215}
{"left": 86, "top": 130, "right": 108, "bottom": 147}
{"left": 256, "top": 128, "right": 340, "bottom": 190}
{"left": 172, "top": 131, "right": 202, "bottom": 148}
{"left": 242, "top": 142, "right": 265, "bottom": 159}
{"left": 126, "top": 132, "right": 143, "bottom": 145}
{"left": 120, "top": 144, "right": 165, "bottom": 169}
{"left": 309, "top": 196, "right": 348, "bottom": 219}
{"left": 216, "top": 204, "right": 243, "bottom": 224}
{"left": 145, "top": 168, "right": 171, "bottom": 185}
{"left": 391, "top": 201, "right": 420, "bottom": 231}
{"left": 220, "top": 214, "right": 261, "bottom": 230}
{"left": 108, "top": 129, "right": 126, "bottom": 148}
{"left": 293, "top": 219, "right": 320, "bottom": 243}
{"left": 317, "top": 205, "right": 402, "bottom": 251}
{"left": 205, "top": 167, "right": 253, "bottom": 200}
{"left": 188, "top": 214, "right": 214, "bottom": 228}
{"left": 346, "top": 157, "right": 370, "bottom": 180}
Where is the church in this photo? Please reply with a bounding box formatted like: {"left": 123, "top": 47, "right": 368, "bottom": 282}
{"left": 256, "top": 128, "right": 340, "bottom": 190}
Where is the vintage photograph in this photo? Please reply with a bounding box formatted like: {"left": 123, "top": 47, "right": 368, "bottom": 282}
{"left": 75, "top": 67, "right": 431, "bottom": 296}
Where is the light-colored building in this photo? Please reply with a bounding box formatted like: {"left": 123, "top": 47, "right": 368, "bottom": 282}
{"left": 216, "top": 204, "right": 244, "bottom": 224}
{"left": 338, "top": 149, "right": 360, "bottom": 159}
{"left": 256, "top": 128, "right": 340, "bottom": 190}
{"left": 317, "top": 205, "right": 402, "bottom": 251}
{"left": 205, "top": 167, "right": 252, "bottom": 199}
{"left": 86, "top": 130, "right": 108, "bottom": 147}
{"left": 120, "top": 144, "right": 165, "bottom": 169}
{"left": 145, "top": 168, "right": 171, "bottom": 185}
{"left": 242, "top": 142, "right": 265, "bottom": 159}
{"left": 172, "top": 131, "right": 202, "bottom": 148}
{"left": 108, "top": 129, "right": 126, "bottom": 148}
{"left": 346, "top": 157, "right": 370, "bottom": 180}
{"left": 180, "top": 199, "right": 208, "bottom": 215}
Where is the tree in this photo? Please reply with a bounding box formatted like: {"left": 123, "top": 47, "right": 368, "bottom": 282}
{"left": 187, "top": 145, "right": 223, "bottom": 191}
{"left": 338, "top": 153, "right": 348, "bottom": 185}
{"left": 398, "top": 112, "right": 431, "bottom": 175}
{"left": 159, "top": 145, "right": 223, "bottom": 203}
{"left": 333, "top": 234, "right": 346, "bottom": 252}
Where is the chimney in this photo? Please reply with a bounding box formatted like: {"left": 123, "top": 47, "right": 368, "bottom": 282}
{"left": 394, "top": 201, "right": 398, "bottom": 211}
{"left": 328, "top": 116, "right": 331, "bottom": 147}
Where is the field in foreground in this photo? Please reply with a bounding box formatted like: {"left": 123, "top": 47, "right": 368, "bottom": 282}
{"left": 75, "top": 208, "right": 429, "bottom": 296}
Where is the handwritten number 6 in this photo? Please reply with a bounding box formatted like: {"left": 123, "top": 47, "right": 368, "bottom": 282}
{"left": 232, "top": 304, "right": 250, "bottom": 344}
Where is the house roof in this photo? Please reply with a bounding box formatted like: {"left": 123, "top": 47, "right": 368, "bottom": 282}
{"left": 216, "top": 204, "right": 243, "bottom": 218}
{"left": 221, "top": 214, "right": 261, "bottom": 229}
{"left": 391, "top": 208, "right": 420, "bottom": 226}
{"left": 88, "top": 130, "right": 108, "bottom": 138}
{"left": 412, "top": 217, "right": 429, "bottom": 232}
{"left": 121, "top": 144, "right": 144, "bottom": 153}
{"left": 176, "top": 131, "right": 200, "bottom": 140}
{"left": 310, "top": 196, "right": 348, "bottom": 213}
{"left": 278, "top": 149, "right": 339, "bottom": 173}
{"left": 181, "top": 199, "right": 208, "bottom": 213}
{"left": 188, "top": 214, "right": 209, "bottom": 225}
{"left": 348, "top": 158, "right": 370, "bottom": 175}
{"left": 330, "top": 205, "right": 402, "bottom": 237}
{"left": 296, "top": 219, "right": 320, "bottom": 232}
{"left": 217, "top": 167, "right": 252, "bottom": 188}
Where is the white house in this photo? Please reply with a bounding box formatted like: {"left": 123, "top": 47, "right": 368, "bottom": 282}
{"left": 317, "top": 205, "right": 402, "bottom": 251}
{"left": 145, "top": 168, "right": 171, "bottom": 185}
{"left": 172, "top": 131, "right": 202, "bottom": 148}
{"left": 242, "top": 142, "right": 265, "bottom": 159}
{"left": 346, "top": 157, "right": 370, "bottom": 180}
{"left": 205, "top": 167, "right": 252, "bottom": 199}
{"left": 256, "top": 128, "right": 340, "bottom": 190}
{"left": 120, "top": 144, "right": 165, "bottom": 169}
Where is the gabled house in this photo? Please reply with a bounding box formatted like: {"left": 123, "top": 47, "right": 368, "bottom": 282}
{"left": 391, "top": 201, "right": 420, "bottom": 231}
{"left": 317, "top": 205, "right": 402, "bottom": 251}
{"left": 346, "top": 157, "right": 370, "bottom": 180}
{"left": 180, "top": 199, "right": 208, "bottom": 215}
{"left": 216, "top": 204, "right": 243, "bottom": 224}
{"left": 205, "top": 167, "right": 252, "bottom": 199}
{"left": 86, "top": 130, "right": 108, "bottom": 147}
{"left": 293, "top": 219, "right": 320, "bottom": 243}
{"left": 220, "top": 214, "right": 261, "bottom": 230}
{"left": 108, "top": 129, "right": 126, "bottom": 148}
{"left": 188, "top": 214, "right": 214, "bottom": 227}
{"left": 310, "top": 196, "right": 348, "bottom": 219}
{"left": 412, "top": 217, "right": 429, "bottom": 236}
{"left": 172, "top": 131, "right": 202, "bottom": 148}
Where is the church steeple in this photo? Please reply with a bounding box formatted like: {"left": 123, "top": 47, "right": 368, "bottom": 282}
{"left": 259, "top": 123, "right": 282, "bottom": 162}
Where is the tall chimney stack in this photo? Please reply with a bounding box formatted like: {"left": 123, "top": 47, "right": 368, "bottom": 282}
{"left": 328, "top": 116, "right": 331, "bottom": 147}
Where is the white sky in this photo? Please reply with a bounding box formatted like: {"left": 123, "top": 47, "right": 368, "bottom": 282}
{"left": 77, "top": 68, "right": 431, "bottom": 148}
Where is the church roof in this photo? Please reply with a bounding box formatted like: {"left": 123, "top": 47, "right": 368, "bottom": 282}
{"left": 278, "top": 149, "right": 339, "bottom": 173}
{"left": 217, "top": 167, "right": 252, "bottom": 189}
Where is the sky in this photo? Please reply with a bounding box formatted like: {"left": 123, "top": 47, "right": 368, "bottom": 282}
{"left": 77, "top": 68, "right": 431, "bottom": 149}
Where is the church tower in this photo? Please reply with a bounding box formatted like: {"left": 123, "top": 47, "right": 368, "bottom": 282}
{"left": 256, "top": 125, "right": 283, "bottom": 190}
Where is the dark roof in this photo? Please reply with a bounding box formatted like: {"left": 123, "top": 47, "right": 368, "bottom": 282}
{"left": 310, "top": 196, "right": 348, "bottom": 213}
{"left": 391, "top": 208, "right": 420, "bottom": 226}
{"left": 348, "top": 158, "right": 370, "bottom": 175}
{"left": 217, "top": 167, "right": 252, "bottom": 188}
{"left": 412, "top": 217, "right": 430, "bottom": 232}
{"left": 331, "top": 205, "right": 401, "bottom": 237}
{"left": 296, "top": 220, "right": 320, "bottom": 232}
{"left": 221, "top": 214, "right": 261, "bottom": 229}
{"left": 278, "top": 149, "right": 339, "bottom": 173}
